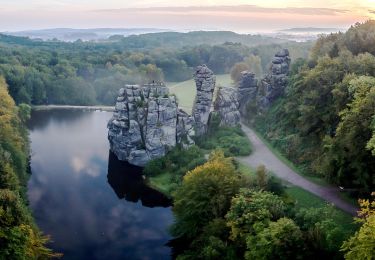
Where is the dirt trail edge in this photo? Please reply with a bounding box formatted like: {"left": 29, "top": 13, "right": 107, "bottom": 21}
{"left": 238, "top": 123, "right": 358, "bottom": 216}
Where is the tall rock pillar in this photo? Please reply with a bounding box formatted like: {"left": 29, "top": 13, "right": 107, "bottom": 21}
{"left": 258, "top": 49, "right": 291, "bottom": 111}
{"left": 237, "top": 71, "right": 258, "bottom": 116}
{"left": 192, "top": 65, "right": 216, "bottom": 136}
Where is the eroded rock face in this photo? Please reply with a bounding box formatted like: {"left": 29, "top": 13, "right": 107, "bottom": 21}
{"left": 192, "top": 65, "right": 216, "bottom": 136}
{"left": 238, "top": 71, "right": 258, "bottom": 116}
{"left": 213, "top": 86, "right": 241, "bottom": 127}
{"left": 108, "top": 63, "right": 250, "bottom": 166}
{"left": 108, "top": 83, "right": 194, "bottom": 167}
{"left": 176, "top": 109, "right": 195, "bottom": 146}
{"left": 258, "top": 49, "right": 290, "bottom": 110}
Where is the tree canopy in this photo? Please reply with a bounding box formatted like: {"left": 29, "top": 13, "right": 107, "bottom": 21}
{"left": 0, "top": 77, "right": 59, "bottom": 258}
{"left": 252, "top": 20, "right": 375, "bottom": 194}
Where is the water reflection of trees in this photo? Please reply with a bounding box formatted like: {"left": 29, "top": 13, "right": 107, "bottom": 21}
{"left": 107, "top": 151, "right": 172, "bottom": 208}
{"left": 27, "top": 109, "right": 88, "bottom": 131}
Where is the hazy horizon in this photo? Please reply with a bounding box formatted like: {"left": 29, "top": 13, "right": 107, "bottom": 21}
{"left": 1, "top": 0, "right": 374, "bottom": 32}
{"left": 2, "top": 26, "right": 345, "bottom": 35}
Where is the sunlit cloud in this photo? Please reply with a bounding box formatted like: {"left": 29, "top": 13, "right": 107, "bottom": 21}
{"left": 0, "top": 1, "right": 372, "bottom": 31}
{"left": 71, "top": 156, "right": 101, "bottom": 177}
{"left": 94, "top": 5, "right": 349, "bottom": 16}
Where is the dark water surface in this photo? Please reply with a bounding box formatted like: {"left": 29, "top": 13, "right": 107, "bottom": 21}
{"left": 27, "top": 109, "right": 173, "bottom": 260}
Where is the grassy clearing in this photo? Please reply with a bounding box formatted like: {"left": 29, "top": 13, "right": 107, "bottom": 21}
{"left": 167, "top": 74, "right": 232, "bottom": 112}
{"left": 238, "top": 162, "right": 256, "bottom": 177}
{"left": 144, "top": 146, "right": 206, "bottom": 196}
{"left": 198, "top": 127, "right": 252, "bottom": 157}
{"left": 147, "top": 172, "right": 176, "bottom": 197}
{"left": 285, "top": 186, "right": 357, "bottom": 234}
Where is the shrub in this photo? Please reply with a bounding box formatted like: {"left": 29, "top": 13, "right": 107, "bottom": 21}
{"left": 198, "top": 127, "right": 252, "bottom": 156}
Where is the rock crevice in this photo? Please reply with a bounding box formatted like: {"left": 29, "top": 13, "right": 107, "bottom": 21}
{"left": 213, "top": 86, "right": 241, "bottom": 127}
{"left": 108, "top": 83, "right": 194, "bottom": 166}
{"left": 238, "top": 49, "right": 291, "bottom": 115}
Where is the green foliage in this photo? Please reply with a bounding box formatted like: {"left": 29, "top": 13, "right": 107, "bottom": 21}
{"left": 0, "top": 31, "right": 310, "bottom": 105}
{"left": 243, "top": 55, "right": 263, "bottom": 77}
{"left": 226, "top": 189, "right": 286, "bottom": 243}
{"left": 255, "top": 165, "right": 268, "bottom": 190}
{"left": 245, "top": 217, "right": 304, "bottom": 260}
{"left": 295, "top": 206, "right": 346, "bottom": 257}
{"left": 312, "top": 20, "right": 375, "bottom": 59}
{"left": 230, "top": 54, "right": 263, "bottom": 82}
{"left": 230, "top": 62, "right": 250, "bottom": 82}
{"left": 366, "top": 116, "right": 375, "bottom": 156}
{"left": 198, "top": 127, "right": 252, "bottom": 156}
{"left": 144, "top": 145, "right": 205, "bottom": 178}
{"left": 169, "top": 151, "right": 354, "bottom": 259}
{"left": 17, "top": 104, "right": 31, "bottom": 124}
{"left": 341, "top": 195, "right": 375, "bottom": 260}
{"left": 171, "top": 150, "right": 243, "bottom": 238}
{"left": 145, "top": 126, "right": 252, "bottom": 196}
{"left": 321, "top": 76, "right": 375, "bottom": 192}
{"left": 144, "top": 146, "right": 206, "bottom": 194}
{"left": 252, "top": 22, "right": 375, "bottom": 194}
{"left": 0, "top": 77, "right": 59, "bottom": 258}
{"left": 178, "top": 218, "right": 237, "bottom": 260}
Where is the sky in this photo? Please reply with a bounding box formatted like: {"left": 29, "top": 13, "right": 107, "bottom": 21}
{"left": 1, "top": 0, "right": 375, "bottom": 32}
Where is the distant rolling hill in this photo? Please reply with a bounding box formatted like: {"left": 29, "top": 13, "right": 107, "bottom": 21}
{"left": 279, "top": 27, "right": 343, "bottom": 33}
{"left": 0, "top": 30, "right": 292, "bottom": 50}
{"left": 4, "top": 28, "right": 171, "bottom": 42}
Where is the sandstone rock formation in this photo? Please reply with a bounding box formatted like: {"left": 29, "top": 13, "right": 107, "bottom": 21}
{"left": 213, "top": 86, "right": 241, "bottom": 127}
{"left": 237, "top": 71, "right": 258, "bottom": 116}
{"left": 108, "top": 83, "right": 194, "bottom": 167}
{"left": 176, "top": 109, "right": 195, "bottom": 146}
{"left": 237, "top": 49, "right": 290, "bottom": 115}
{"left": 258, "top": 49, "right": 290, "bottom": 110}
{"left": 108, "top": 64, "right": 244, "bottom": 166}
{"left": 192, "top": 65, "right": 216, "bottom": 136}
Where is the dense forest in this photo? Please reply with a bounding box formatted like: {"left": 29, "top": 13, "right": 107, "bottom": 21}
{"left": 0, "top": 32, "right": 311, "bottom": 106}
{"left": 148, "top": 149, "right": 374, "bottom": 260}
{"left": 0, "top": 77, "right": 58, "bottom": 258}
{"left": 249, "top": 21, "right": 375, "bottom": 195}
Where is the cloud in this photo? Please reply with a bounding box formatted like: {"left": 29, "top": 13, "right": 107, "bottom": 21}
{"left": 94, "top": 4, "right": 349, "bottom": 16}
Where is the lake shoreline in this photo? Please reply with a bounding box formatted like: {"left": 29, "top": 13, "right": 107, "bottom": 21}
{"left": 32, "top": 105, "right": 115, "bottom": 111}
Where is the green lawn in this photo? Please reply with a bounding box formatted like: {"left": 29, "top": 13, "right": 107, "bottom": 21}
{"left": 285, "top": 186, "right": 357, "bottom": 233}
{"left": 167, "top": 74, "right": 232, "bottom": 113}
{"left": 238, "top": 162, "right": 256, "bottom": 177}
{"left": 147, "top": 172, "right": 176, "bottom": 197}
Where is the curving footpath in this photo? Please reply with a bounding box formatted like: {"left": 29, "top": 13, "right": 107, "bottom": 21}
{"left": 238, "top": 123, "right": 358, "bottom": 216}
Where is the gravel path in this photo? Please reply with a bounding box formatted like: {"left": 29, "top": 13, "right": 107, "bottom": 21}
{"left": 238, "top": 123, "right": 358, "bottom": 216}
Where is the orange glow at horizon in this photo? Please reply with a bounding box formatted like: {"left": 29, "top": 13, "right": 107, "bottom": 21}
{"left": 0, "top": 0, "right": 374, "bottom": 31}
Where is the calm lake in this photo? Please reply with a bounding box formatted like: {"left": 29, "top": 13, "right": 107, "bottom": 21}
{"left": 27, "top": 109, "right": 173, "bottom": 260}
